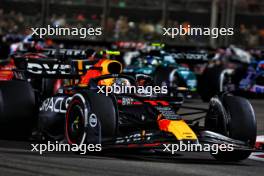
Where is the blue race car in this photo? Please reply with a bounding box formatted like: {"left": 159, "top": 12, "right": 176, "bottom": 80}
{"left": 239, "top": 60, "right": 264, "bottom": 93}
{"left": 199, "top": 46, "right": 264, "bottom": 101}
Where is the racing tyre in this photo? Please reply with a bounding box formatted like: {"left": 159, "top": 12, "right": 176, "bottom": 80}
{"left": 65, "top": 91, "right": 118, "bottom": 147}
{"left": 206, "top": 94, "right": 256, "bottom": 161}
{"left": 0, "top": 80, "right": 36, "bottom": 139}
{"left": 199, "top": 66, "right": 224, "bottom": 102}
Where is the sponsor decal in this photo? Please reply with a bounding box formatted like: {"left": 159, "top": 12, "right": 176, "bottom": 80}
{"left": 40, "top": 97, "right": 72, "bottom": 113}
{"left": 89, "top": 113, "right": 97, "bottom": 128}
{"left": 27, "top": 62, "right": 92, "bottom": 75}
{"left": 155, "top": 106, "right": 179, "bottom": 120}
{"left": 46, "top": 49, "right": 86, "bottom": 56}
{"left": 115, "top": 132, "right": 153, "bottom": 144}
{"left": 27, "top": 63, "right": 71, "bottom": 75}
{"left": 171, "top": 53, "right": 209, "bottom": 61}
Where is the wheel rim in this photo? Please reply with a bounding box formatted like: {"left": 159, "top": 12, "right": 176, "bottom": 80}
{"left": 66, "top": 103, "right": 85, "bottom": 145}
{"left": 206, "top": 98, "right": 228, "bottom": 135}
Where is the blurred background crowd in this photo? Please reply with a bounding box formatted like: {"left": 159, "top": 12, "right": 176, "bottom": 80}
{"left": 1, "top": 0, "right": 264, "bottom": 48}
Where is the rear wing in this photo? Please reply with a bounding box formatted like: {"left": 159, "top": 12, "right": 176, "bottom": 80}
{"left": 14, "top": 49, "right": 87, "bottom": 59}
{"left": 41, "top": 49, "right": 121, "bottom": 61}
{"left": 10, "top": 48, "right": 122, "bottom": 78}
{"left": 11, "top": 49, "right": 100, "bottom": 78}
{"left": 44, "top": 49, "right": 87, "bottom": 58}
{"left": 24, "top": 59, "right": 100, "bottom": 78}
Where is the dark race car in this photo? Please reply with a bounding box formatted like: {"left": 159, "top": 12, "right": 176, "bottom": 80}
{"left": 199, "top": 46, "right": 264, "bottom": 101}
{"left": 0, "top": 49, "right": 258, "bottom": 162}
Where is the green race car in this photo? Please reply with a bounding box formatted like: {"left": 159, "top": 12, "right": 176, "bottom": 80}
{"left": 124, "top": 51, "right": 197, "bottom": 97}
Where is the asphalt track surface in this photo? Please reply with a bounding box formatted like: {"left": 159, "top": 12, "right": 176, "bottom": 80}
{"left": 0, "top": 99, "right": 263, "bottom": 176}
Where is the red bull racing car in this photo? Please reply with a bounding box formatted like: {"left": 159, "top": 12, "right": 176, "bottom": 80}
{"left": 0, "top": 49, "right": 258, "bottom": 162}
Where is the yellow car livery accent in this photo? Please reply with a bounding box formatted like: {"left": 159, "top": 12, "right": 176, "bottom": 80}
{"left": 77, "top": 60, "right": 83, "bottom": 75}
{"left": 158, "top": 119, "right": 197, "bottom": 140}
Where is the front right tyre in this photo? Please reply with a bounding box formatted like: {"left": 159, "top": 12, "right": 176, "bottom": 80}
{"left": 205, "top": 94, "right": 256, "bottom": 161}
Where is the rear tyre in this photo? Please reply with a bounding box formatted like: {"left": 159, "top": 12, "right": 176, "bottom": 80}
{"left": 0, "top": 80, "right": 36, "bottom": 139}
{"left": 206, "top": 94, "right": 256, "bottom": 161}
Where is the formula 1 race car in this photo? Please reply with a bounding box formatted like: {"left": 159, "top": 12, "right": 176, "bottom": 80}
{"left": 221, "top": 60, "right": 264, "bottom": 94}
{"left": 199, "top": 46, "right": 264, "bottom": 101}
{"left": 0, "top": 49, "right": 257, "bottom": 162}
{"left": 123, "top": 49, "right": 197, "bottom": 97}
